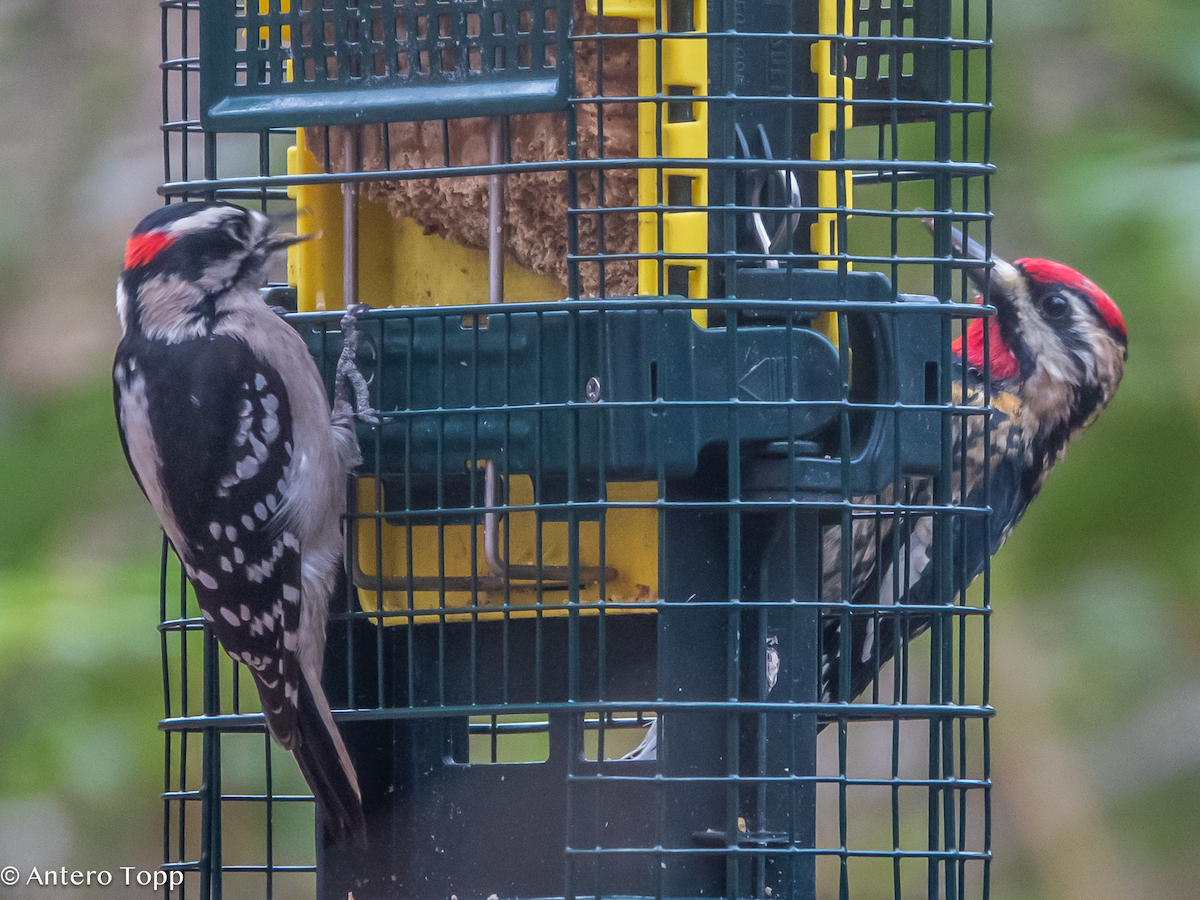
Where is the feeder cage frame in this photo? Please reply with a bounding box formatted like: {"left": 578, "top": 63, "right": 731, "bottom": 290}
{"left": 155, "top": 1, "right": 995, "bottom": 898}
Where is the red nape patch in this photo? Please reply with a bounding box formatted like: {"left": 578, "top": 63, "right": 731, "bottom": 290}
{"left": 1017, "top": 257, "right": 1126, "bottom": 339}
{"left": 124, "top": 230, "right": 176, "bottom": 270}
{"left": 953, "top": 318, "right": 1020, "bottom": 382}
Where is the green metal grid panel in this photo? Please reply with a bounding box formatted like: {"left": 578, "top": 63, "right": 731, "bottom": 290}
{"left": 843, "top": 0, "right": 948, "bottom": 125}
{"left": 200, "top": 0, "right": 574, "bottom": 130}
{"left": 157, "top": 1, "right": 995, "bottom": 898}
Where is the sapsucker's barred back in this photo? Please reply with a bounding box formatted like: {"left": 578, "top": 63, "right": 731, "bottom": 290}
{"left": 113, "top": 202, "right": 366, "bottom": 840}
{"left": 819, "top": 224, "right": 1128, "bottom": 712}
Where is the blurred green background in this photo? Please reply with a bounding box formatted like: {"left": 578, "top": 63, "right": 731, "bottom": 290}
{"left": 0, "top": 0, "right": 1197, "bottom": 897}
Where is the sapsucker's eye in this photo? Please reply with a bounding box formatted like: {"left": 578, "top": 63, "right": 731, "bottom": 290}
{"left": 1040, "top": 293, "right": 1070, "bottom": 320}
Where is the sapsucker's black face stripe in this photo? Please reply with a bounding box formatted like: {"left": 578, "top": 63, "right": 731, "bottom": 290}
{"left": 986, "top": 286, "right": 1038, "bottom": 380}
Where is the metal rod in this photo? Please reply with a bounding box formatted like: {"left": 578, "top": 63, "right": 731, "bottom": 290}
{"left": 485, "top": 117, "right": 506, "bottom": 576}
{"left": 484, "top": 460, "right": 506, "bottom": 577}
{"left": 488, "top": 117, "right": 504, "bottom": 307}
{"left": 345, "top": 481, "right": 615, "bottom": 592}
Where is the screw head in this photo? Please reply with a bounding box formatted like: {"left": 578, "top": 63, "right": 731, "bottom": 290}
{"left": 585, "top": 376, "right": 601, "bottom": 403}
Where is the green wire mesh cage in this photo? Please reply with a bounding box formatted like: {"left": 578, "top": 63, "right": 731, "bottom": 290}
{"left": 157, "top": 0, "right": 994, "bottom": 897}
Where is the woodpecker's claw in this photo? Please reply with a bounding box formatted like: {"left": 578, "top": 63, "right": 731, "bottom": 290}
{"left": 335, "top": 303, "right": 379, "bottom": 425}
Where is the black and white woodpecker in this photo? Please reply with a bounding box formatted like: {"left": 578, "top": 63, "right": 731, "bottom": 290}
{"left": 819, "top": 222, "right": 1128, "bottom": 712}
{"left": 113, "top": 201, "right": 366, "bottom": 839}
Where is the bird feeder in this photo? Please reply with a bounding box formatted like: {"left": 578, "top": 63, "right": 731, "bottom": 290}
{"left": 156, "top": 0, "right": 994, "bottom": 897}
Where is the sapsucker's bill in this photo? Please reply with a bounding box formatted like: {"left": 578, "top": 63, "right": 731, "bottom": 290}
{"left": 819, "top": 223, "right": 1128, "bottom": 713}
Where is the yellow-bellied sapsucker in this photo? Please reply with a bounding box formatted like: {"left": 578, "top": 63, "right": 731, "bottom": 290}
{"left": 819, "top": 223, "right": 1128, "bottom": 712}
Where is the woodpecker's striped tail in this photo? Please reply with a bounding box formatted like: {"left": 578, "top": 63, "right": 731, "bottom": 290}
{"left": 293, "top": 669, "right": 366, "bottom": 844}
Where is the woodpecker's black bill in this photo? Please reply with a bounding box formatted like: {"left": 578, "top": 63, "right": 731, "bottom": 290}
{"left": 263, "top": 207, "right": 318, "bottom": 252}
{"left": 262, "top": 231, "right": 313, "bottom": 254}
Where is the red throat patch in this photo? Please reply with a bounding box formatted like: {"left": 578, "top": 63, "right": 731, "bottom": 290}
{"left": 953, "top": 317, "right": 1020, "bottom": 382}
{"left": 124, "top": 230, "right": 176, "bottom": 271}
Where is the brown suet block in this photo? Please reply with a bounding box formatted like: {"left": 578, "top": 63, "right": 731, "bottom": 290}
{"left": 307, "top": 4, "right": 639, "bottom": 298}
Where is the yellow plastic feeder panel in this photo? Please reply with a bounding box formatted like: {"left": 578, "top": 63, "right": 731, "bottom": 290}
{"left": 286, "top": 132, "right": 566, "bottom": 312}
{"left": 286, "top": 130, "right": 661, "bottom": 625}
{"left": 352, "top": 477, "right": 660, "bottom": 624}
{"left": 586, "top": 0, "right": 709, "bottom": 325}
{"left": 808, "top": 0, "right": 856, "bottom": 345}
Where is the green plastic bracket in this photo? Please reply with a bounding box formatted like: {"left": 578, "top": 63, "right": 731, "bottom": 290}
{"left": 294, "top": 272, "right": 944, "bottom": 503}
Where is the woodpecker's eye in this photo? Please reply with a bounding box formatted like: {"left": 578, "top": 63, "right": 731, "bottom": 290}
{"left": 1040, "top": 293, "right": 1070, "bottom": 320}
{"left": 224, "top": 214, "right": 251, "bottom": 246}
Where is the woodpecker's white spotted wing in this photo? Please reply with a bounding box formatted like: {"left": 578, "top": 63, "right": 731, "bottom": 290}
{"left": 115, "top": 331, "right": 303, "bottom": 747}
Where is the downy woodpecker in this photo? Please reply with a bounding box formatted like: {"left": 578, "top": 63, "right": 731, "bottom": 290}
{"left": 819, "top": 223, "right": 1128, "bottom": 713}
{"left": 113, "top": 201, "right": 366, "bottom": 838}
